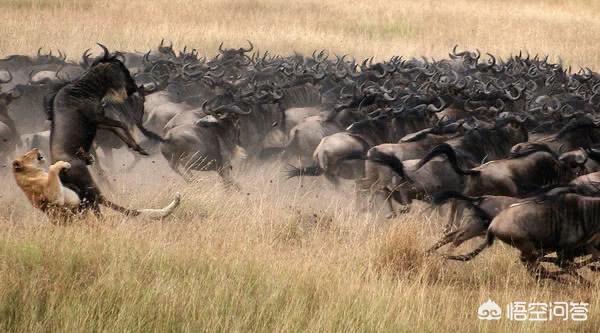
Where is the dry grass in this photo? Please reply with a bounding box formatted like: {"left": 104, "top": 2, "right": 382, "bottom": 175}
{"left": 0, "top": 155, "right": 598, "bottom": 332}
{"left": 1, "top": 0, "right": 600, "bottom": 331}
{"left": 1, "top": 0, "right": 600, "bottom": 68}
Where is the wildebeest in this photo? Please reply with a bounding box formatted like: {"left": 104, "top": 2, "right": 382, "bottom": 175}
{"left": 363, "top": 117, "right": 528, "bottom": 216}
{"left": 48, "top": 44, "right": 178, "bottom": 217}
{"left": 6, "top": 81, "right": 55, "bottom": 134}
{"left": 286, "top": 105, "right": 437, "bottom": 185}
{"left": 513, "top": 117, "right": 600, "bottom": 155}
{"left": 159, "top": 98, "right": 248, "bottom": 188}
{"left": 558, "top": 147, "right": 600, "bottom": 175}
{"left": 445, "top": 193, "right": 600, "bottom": 284}
{"left": 426, "top": 191, "right": 520, "bottom": 253}
{"left": 357, "top": 120, "right": 466, "bottom": 214}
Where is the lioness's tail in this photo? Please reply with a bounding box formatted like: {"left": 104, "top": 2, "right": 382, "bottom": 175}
{"left": 100, "top": 192, "right": 181, "bottom": 219}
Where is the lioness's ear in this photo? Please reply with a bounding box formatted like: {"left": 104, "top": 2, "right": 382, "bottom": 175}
{"left": 12, "top": 160, "right": 23, "bottom": 171}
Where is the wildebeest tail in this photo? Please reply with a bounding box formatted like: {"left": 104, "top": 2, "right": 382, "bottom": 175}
{"left": 417, "top": 143, "right": 480, "bottom": 176}
{"left": 443, "top": 231, "right": 495, "bottom": 261}
{"left": 367, "top": 148, "right": 405, "bottom": 178}
{"left": 99, "top": 192, "right": 181, "bottom": 219}
{"left": 285, "top": 164, "right": 323, "bottom": 179}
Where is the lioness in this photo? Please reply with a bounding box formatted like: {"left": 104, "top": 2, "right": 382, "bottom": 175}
{"left": 12, "top": 148, "right": 80, "bottom": 212}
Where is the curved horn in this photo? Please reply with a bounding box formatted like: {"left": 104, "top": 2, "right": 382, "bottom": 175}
{"left": 241, "top": 40, "right": 254, "bottom": 53}
{"left": 427, "top": 96, "right": 447, "bottom": 112}
{"left": 81, "top": 48, "right": 92, "bottom": 68}
{"left": 0, "top": 70, "right": 13, "bottom": 84}
{"left": 97, "top": 43, "right": 110, "bottom": 60}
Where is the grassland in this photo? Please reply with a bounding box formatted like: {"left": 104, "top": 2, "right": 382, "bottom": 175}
{"left": 1, "top": 0, "right": 600, "bottom": 332}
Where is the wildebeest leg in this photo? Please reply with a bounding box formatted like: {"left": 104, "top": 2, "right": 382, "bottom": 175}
{"left": 218, "top": 165, "right": 241, "bottom": 191}
{"left": 61, "top": 159, "right": 103, "bottom": 215}
{"left": 519, "top": 249, "right": 570, "bottom": 284}
{"left": 97, "top": 118, "right": 148, "bottom": 155}
{"left": 390, "top": 190, "right": 410, "bottom": 214}
{"left": 369, "top": 187, "right": 395, "bottom": 218}
{"left": 353, "top": 181, "right": 370, "bottom": 212}
{"left": 427, "top": 230, "right": 461, "bottom": 253}
{"left": 324, "top": 171, "right": 341, "bottom": 188}
{"left": 427, "top": 218, "right": 488, "bottom": 254}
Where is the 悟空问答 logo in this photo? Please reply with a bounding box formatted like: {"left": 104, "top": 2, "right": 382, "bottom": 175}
{"left": 478, "top": 299, "right": 502, "bottom": 320}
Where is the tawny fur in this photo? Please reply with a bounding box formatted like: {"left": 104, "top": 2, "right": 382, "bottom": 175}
{"left": 12, "top": 148, "right": 80, "bottom": 210}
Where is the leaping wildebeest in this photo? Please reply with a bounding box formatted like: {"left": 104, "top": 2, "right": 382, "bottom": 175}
{"left": 47, "top": 44, "right": 179, "bottom": 218}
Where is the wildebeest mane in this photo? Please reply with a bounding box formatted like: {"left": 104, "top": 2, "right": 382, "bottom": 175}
{"left": 556, "top": 117, "right": 597, "bottom": 139}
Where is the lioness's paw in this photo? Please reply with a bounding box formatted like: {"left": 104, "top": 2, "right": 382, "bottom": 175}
{"left": 57, "top": 161, "right": 71, "bottom": 169}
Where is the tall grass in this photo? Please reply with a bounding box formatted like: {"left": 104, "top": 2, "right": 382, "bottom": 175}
{"left": 0, "top": 157, "right": 598, "bottom": 331}
{"left": 1, "top": 0, "right": 600, "bottom": 68}
{"left": 1, "top": 0, "right": 600, "bottom": 331}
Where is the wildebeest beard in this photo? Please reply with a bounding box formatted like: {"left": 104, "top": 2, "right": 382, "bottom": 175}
{"left": 48, "top": 52, "right": 149, "bottom": 213}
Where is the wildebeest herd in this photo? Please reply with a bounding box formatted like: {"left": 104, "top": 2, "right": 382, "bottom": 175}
{"left": 2, "top": 42, "right": 600, "bottom": 285}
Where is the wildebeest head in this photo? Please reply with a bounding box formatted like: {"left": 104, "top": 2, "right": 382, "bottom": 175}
{"left": 88, "top": 44, "right": 139, "bottom": 104}
{"left": 195, "top": 99, "right": 251, "bottom": 156}
{"left": 558, "top": 147, "right": 600, "bottom": 176}
{"left": 217, "top": 40, "right": 254, "bottom": 60}
{"left": 493, "top": 117, "right": 529, "bottom": 146}
{"left": 559, "top": 148, "right": 588, "bottom": 170}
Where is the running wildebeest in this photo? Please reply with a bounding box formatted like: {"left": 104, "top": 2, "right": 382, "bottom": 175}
{"left": 48, "top": 44, "right": 179, "bottom": 217}
{"left": 444, "top": 193, "right": 600, "bottom": 285}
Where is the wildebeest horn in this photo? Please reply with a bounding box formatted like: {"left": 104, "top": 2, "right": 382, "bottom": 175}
{"left": 490, "top": 99, "right": 505, "bottom": 113}
{"left": 81, "top": 48, "right": 92, "bottom": 68}
{"left": 97, "top": 43, "right": 110, "bottom": 60}
{"left": 374, "top": 66, "right": 388, "bottom": 79}
{"left": 486, "top": 53, "right": 496, "bottom": 67}
{"left": 383, "top": 92, "right": 397, "bottom": 101}
{"left": 241, "top": 40, "right": 254, "bottom": 53}
{"left": 228, "top": 105, "right": 251, "bottom": 115}
{"left": 218, "top": 42, "right": 225, "bottom": 53}
{"left": 37, "top": 48, "right": 42, "bottom": 57}
{"left": 427, "top": 97, "right": 447, "bottom": 112}
{"left": 452, "top": 45, "right": 470, "bottom": 57}
{"left": 504, "top": 85, "right": 523, "bottom": 101}
{"left": 0, "top": 70, "right": 13, "bottom": 84}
